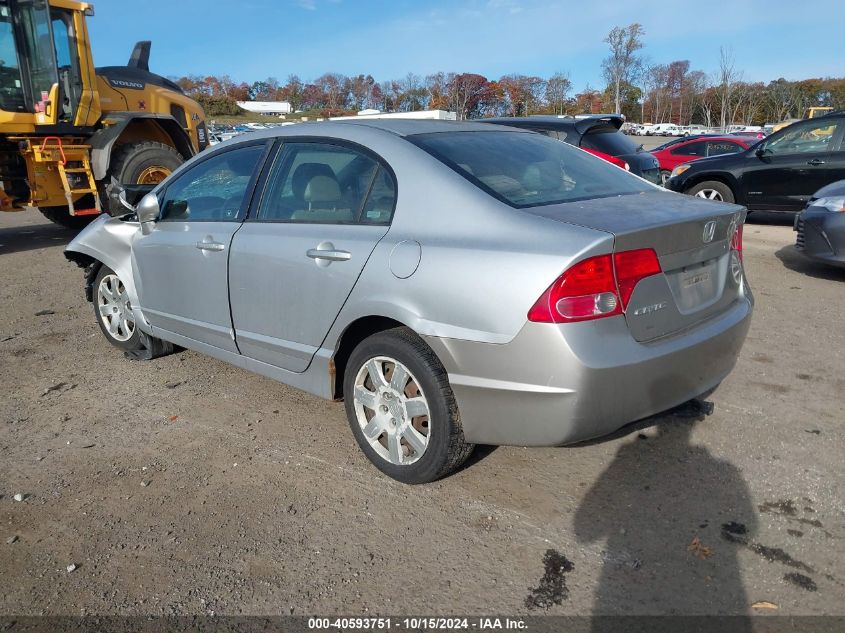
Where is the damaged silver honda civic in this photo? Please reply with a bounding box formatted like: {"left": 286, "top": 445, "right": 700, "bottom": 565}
{"left": 65, "top": 120, "right": 753, "bottom": 484}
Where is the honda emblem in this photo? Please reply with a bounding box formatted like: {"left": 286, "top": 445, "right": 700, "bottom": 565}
{"left": 702, "top": 220, "right": 717, "bottom": 244}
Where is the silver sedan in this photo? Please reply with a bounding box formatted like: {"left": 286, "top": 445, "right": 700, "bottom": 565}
{"left": 65, "top": 120, "right": 753, "bottom": 484}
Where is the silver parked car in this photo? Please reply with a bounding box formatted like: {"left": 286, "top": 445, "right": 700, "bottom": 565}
{"left": 65, "top": 120, "right": 753, "bottom": 484}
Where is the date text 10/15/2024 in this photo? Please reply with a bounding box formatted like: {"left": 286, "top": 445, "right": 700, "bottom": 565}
{"left": 308, "top": 617, "right": 527, "bottom": 630}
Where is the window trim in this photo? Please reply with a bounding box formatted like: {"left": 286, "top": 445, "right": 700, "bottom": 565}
{"left": 156, "top": 139, "right": 272, "bottom": 223}
{"left": 246, "top": 136, "right": 398, "bottom": 226}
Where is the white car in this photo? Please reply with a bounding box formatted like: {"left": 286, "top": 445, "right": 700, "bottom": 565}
{"left": 651, "top": 124, "right": 682, "bottom": 136}
{"left": 683, "top": 125, "right": 717, "bottom": 136}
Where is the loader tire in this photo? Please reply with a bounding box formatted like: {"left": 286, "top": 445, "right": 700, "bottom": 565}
{"left": 39, "top": 195, "right": 98, "bottom": 231}
{"left": 105, "top": 142, "right": 184, "bottom": 214}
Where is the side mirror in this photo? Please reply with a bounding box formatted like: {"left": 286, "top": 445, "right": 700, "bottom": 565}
{"left": 755, "top": 145, "right": 769, "bottom": 158}
{"left": 136, "top": 193, "right": 160, "bottom": 234}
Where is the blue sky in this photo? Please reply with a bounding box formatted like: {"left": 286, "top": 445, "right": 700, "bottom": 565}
{"left": 87, "top": 0, "right": 844, "bottom": 89}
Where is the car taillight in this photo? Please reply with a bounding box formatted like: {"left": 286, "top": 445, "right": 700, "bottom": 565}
{"left": 528, "top": 249, "right": 662, "bottom": 323}
{"left": 730, "top": 222, "right": 743, "bottom": 261}
{"left": 614, "top": 249, "right": 662, "bottom": 308}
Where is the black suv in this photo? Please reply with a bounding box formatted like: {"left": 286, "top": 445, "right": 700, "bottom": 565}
{"left": 666, "top": 112, "right": 845, "bottom": 212}
{"left": 481, "top": 115, "right": 662, "bottom": 184}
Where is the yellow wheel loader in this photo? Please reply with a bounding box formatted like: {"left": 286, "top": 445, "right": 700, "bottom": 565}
{"left": 0, "top": 0, "right": 209, "bottom": 228}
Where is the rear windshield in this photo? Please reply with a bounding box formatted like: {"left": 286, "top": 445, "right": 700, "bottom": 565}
{"left": 579, "top": 125, "right": 641, "bottom": 155}
{"left": 410, "top": 131, "right": 653, "bottom": 208}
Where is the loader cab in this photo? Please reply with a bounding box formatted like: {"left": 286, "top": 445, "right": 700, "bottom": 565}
{"left": 0, "top": 0, "right": 94, "bottom": 126}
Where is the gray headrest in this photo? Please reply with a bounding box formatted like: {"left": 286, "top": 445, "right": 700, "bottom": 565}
{"left": 304, "top": 175, "right": 341, "bottom": 204}
{"left": 292, "top": 163, "right": 335, "bottom": 199}
{"left": 523, "top": 160, "right": 562, "bottom": 192}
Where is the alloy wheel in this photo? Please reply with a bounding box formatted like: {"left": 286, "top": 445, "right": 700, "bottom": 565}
{"left": 695, "top": 189, "right": 724, "bottom": 201}
{"left": 352, "top": 356, "right": 431, "bottom": 466}
{"left": 96, "top": 274, "right": 135, "bottom": 341}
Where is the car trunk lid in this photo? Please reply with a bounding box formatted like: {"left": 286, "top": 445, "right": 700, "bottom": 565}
{"left": 524, "top": 190, "right": 746, "bottom": 341}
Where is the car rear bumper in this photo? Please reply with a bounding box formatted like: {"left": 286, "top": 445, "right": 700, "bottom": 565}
{"left": 424, "top": 293, "right": 753, "bottom": 446}
{"left": 795, "top": 208, "right": 845, "bottom": 267}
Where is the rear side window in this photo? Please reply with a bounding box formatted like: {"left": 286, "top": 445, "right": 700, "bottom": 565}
{"left": 257, "top": 142, "right": 395, "bottom": 224}
{"left": 671, "top": 141, "right": 707, "bottom": 157}
{"left": 579, "top": 125, "right": 639, "bottom": 156}
{"left": 411, "top": 130, "right": 653, "bottom": 209}
{"left": 706, "top": 141, "right": 743, "bottom": 156}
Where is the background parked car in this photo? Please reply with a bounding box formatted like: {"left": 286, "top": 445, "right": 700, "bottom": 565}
{"left": 794, "top": 179, "right": 845, "bottom": 267}
{"left": 666, "top": 111, "right": 845, "bottom": 210}
{"left": 684, "top": 125, "right": 717, "bottom": 136}
{"left": 652, "top": 136, "right": 754, "bottom": 184}
{"left": 660, "top": 125, "right": 684, "bottom": 137}
{"left": 729, "top": 130, "right": 767, "bottom": 140}
{"left": 647, "top": 123, "right": 679, "bottom": 136}
{"left": 482, "top": 115, "right": 662, "bottom": 184}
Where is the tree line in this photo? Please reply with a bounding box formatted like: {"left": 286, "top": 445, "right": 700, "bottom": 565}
{"left": 173, "top": 24, "right": 844, "bottom": 125}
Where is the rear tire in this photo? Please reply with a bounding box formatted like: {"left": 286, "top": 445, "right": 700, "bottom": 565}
{"left": 343, "top": 327, "right": 474, "bottom": 484}
{"left": 686, "top": 180, "right": 735, "bottom": 203}
{"left": 105, "top": 142, "right": 184, "bottom": 214}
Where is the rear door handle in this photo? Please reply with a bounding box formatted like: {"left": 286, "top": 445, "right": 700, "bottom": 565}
{"left": 807, "top": 159, "right": 826, "bottom": 166}
{"left": 307, "top": 248, "right": 351, "bottom": 262}
{"left": 196, "top": 241, "right": 225, "bottom": 252}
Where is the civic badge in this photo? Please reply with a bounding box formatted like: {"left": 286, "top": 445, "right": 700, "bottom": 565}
{"left": 702, "top": 220, "right": 716, "bottom": 244}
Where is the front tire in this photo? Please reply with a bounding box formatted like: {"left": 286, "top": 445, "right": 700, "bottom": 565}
{"left": 343, "top": 327, "right": 474, "bottom": 484}
{"left": 93, "top": 265, "right": 143, "bottom": 352}
{"left": 687, "top": 180, "right": 735, "bottom": 203}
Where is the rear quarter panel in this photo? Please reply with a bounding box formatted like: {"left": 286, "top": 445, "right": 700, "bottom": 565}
{"left": 325, "top": 150, "right": 614, "bottom": 348}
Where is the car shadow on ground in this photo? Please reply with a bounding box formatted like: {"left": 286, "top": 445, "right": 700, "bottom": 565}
{"left": 746, "top": 210, "right": 795, "bottom": 226}
{"left": 0, "top": 221, "right": 78, "bottom": 256}
{"left": 776, "top": 244, "right": 845, "bottom": 282}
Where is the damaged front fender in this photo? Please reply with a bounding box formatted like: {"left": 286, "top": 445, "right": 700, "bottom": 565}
{"left": 64, "top": 214, "right": 153, "bottom": 335}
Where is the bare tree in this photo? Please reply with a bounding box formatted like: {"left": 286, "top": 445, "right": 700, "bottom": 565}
{"left": 545, "top": 72, "right": 572, "bottom": 115}
{"left": 716, "top": 47, "right": 741, "bottom": 130}
{"left": 602, "top": 23, "right": 646, "bottom": 115}
{"left": 767, "top": 79, "right": 798, "bottom": 122}
{"left": 643, "top": 63, "right": 668, "bottom": 122}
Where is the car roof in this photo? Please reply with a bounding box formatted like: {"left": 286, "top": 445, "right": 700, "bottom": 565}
{"left": 483, "top": 114, "right": 623, "bottom": 134}
{"left": 328, "top": 118, "right": 516, "bottom": 136}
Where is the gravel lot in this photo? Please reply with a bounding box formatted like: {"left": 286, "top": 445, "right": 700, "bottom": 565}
{"left": 0, "top": 204, "right": 843, "bottom": 617}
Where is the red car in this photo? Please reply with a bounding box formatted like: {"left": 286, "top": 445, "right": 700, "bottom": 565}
{"left": 652, "top": 135, "right": 753, "bottom": 184}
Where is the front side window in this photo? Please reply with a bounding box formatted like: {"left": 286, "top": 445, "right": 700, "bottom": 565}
{"left": 159, "top": 144, "right": 264, "bottom": 222}
{"left": 671, "top": 141, "right": 706, "bottom": 157}
{"left": 765, "top": 121, "right": 839, "bottom": 155}
{"left": 0, "top": 3, "right": 25, "bottom": 111}
{"left": 257, "top": 142, "right": 394, "bottom": 224}
{"left": 16, "top": 0, "right": 57, "bottom": 111}
{"left": 411, "top": 130, "right": 653, "bottom": 208}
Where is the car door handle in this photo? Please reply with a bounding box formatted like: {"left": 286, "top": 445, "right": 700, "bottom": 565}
{"left": 306, "top": 248, "right": 351, "bottom": 262}
{"left": 195, "top": 241, "right": 225, "bottom": 252}
{"left": 807, "top": 159, "right": 826, "bottom": 166}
